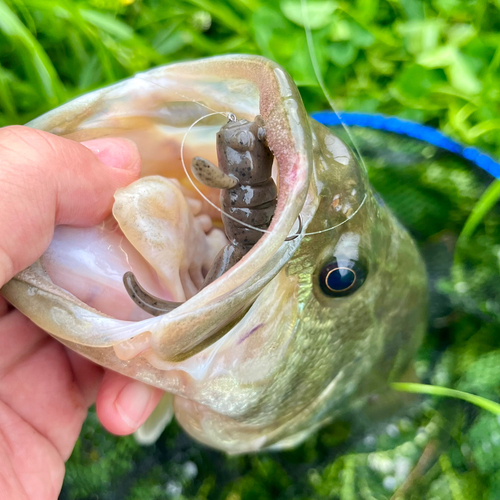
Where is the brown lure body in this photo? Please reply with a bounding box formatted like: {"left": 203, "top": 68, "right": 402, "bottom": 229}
{"left": 193, "top": 115, "right": 277, "bottom": 283}
{"left": 124, "top": 115, "right": 277, "bottom": 315}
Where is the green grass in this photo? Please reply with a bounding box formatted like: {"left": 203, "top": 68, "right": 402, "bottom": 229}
{"left": 2, "top": 1, "right": 500, "bottom": 499}
{"left": 392, "top": 383, "right": 500, "bottom": 415}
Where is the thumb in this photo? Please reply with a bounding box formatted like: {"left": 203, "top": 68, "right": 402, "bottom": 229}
{"left": 0, "top": 125, "right": 141, "bottom": 286}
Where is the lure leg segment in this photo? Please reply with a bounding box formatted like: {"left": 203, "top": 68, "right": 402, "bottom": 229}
{"left": 201, "top": 244, "right": 247, "bottom": 287}
{"left": 123, "top": 116, "right": 277, "bottom": 316}
{"left": 191, "top": 157, "right": 239, "bottom": 189}
{"left": 123, "top": 272, "right": 182, "bottom": 316}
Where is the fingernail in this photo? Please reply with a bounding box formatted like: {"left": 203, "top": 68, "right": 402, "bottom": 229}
{"left": 81, "top": 138, "right": 138, "bottom": 170}
{"left": 115, "top": 380, "right": 155, "bottom": 430}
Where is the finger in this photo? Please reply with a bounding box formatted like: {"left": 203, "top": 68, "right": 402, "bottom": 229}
{"left": 0, "top": 125, "right": 141, "bottom": 286}
{"left": 65, "top": 349, "right": 104, "bottom": 408}
{"left": 0, "top": 309, "right": 88, "bottom": 460}
{"left": 0, "top": 398, "right": 64, "bottom": 500}
{"left": 95, "top": 371, "right": 163, "bottom": 435}
{"left": 0, "top": 297, "right": 9, "bottom": 317}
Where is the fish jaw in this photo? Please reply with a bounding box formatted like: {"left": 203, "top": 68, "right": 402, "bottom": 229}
{"left": 1, "top": 55, "right": 313, "bottom": 358}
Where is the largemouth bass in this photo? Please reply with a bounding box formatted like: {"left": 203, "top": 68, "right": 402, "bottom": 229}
{"left": 0, "top": 55, "right": 427, "bottom": 453}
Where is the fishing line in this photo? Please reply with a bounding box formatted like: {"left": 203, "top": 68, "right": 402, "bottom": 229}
{"left": 286, "top": 0, "right": 370, "bottom": 238}
{"left": 179, "top": 112, "right": 276, "bottom": 236}
{"left": 139, "top": 67, "right": 366, "bottom": 240}
{"left": 303, "top": 193, "right": 368, "bottom": 236}
{"left": 134, "top": 75, "right": 224, "bottom": 116}
{"left": 133, "top": 74, "right": 285, "bottom": 236}
{"left": 300, "top": 0, "right": 368, "bottom": 175}
{"left": 134, "top": 75, "right": 278, "bottom": 235}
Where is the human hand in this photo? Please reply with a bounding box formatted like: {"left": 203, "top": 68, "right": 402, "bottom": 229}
{"left": 0, "top": 126, "right": 163, "bottom": 500}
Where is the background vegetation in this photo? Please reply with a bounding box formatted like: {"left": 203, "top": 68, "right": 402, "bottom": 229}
{"left": 1, "top": 0, "right": 500, "bottom": 498}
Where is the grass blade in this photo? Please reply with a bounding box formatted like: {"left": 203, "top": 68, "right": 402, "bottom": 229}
{"left": 456, "top": 179, "right": 500, "bottom": 247}
{"left": 184, "top": 0, "right": 248, "bottom": 35}
{"left": 392, "top": 382, "right": 500, "bottom": 415}
{"left": 0, "top": 65, "right": 18, "bottom": 119}
{"left": 0, "top": 0, "right": 64, "bottom": 105}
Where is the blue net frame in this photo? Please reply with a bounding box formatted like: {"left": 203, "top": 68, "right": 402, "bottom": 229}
{"left": 312, "top": 111, "right": 500, "bottom": 180}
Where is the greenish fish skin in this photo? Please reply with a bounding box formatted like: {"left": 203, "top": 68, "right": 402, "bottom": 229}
{"left": 263, "top": 120, "right": 427, "bottom": 447}
{"left": 170, "top": 120, "right": 427, "bottom": 452}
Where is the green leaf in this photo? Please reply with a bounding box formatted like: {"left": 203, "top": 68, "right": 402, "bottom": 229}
{"left": 353, "top": 0, "right": 379, "bottom": 23}
{"left": 251, "top": 6, "right": 291, "bottom": 59}
{"left": 391, "top": 64, "right": 445, "bottom": 105}
{"left": 434, "top": 0, "right": 462, "bottom": 14}
{"left": 417, "top": 44, "right": 482, "bottom": 96}
{"left": 398, "top": 19, "right": 444, "bottom": 55}
{"left": 0, "top": 0, "right": 64, "bottom": 105}
{"left": 418, "top": 45, "right": 457, "bottom": 68}
{"left": 399, "top": 0, "right": 425, "bottom": 20}
{"left": 490, "top": 470, "right": 500, "bottom": 500}
{"left": 280, "top": 0, "right": 337, "bottom": 30}
{"left": 330, "top": 19, "right": 374, "bottom": 48}
{"left": 349, "top": 21, "right": 375, "bottom": 48}
{"left": 79, "top": 8, "right": 134, "bottom": 40}
{"left": 447, "top": 52, "right": 482, "bottom": 95}
{"left": 286, "top": 34, "right": 320, "bottom": 85}
{"left": 458, "top": 351, "right": 500, "bottom": 397}
{"left": 327, "top": 41, "right": 357, "bottom": 66}
{"left": 447, "top": 24, "right": 476, "bottom": 47}
{"left": 469, "top": 413, "right": 500, "bottom": 475}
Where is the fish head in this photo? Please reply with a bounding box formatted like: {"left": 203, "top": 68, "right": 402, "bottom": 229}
{"left": 0, "top": 55, "right": 427, "bottom": 453}
{"left": 171, "top": 118, "right": 427, "bottom": 453}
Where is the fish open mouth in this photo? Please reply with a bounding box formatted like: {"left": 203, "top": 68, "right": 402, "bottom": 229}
{"left": 2, "top": 56, "right": 314, "bottom": 363}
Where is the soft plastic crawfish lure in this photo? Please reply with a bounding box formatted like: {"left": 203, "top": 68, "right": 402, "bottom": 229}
{"left": 123, "top": 115, "right": 277, "bottom": 316}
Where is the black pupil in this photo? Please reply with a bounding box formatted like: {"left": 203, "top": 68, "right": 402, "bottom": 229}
{"left": 319, "top": 259, "right": 366, "bottom": 297}
{"left": 326, "top": 267, "right": 356, "bottom": 292}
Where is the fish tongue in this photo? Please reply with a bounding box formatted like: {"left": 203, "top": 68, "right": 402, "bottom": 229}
{"left": 112, "top": 175, "right": 227, "bottom": 302}
{"left": 42, "top": 176, "right": 227, "bottom": 321}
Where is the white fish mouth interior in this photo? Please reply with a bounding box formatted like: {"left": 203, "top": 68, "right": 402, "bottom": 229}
{"left": 42, "top": 175, "right": 230, "bottom": 322}
{"left": 40, "top": 105, "right": 237, "bottom": 322}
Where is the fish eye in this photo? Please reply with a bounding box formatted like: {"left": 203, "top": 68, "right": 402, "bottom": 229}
{"left": 319, "top": 258, "right": 366, "bottom": 297}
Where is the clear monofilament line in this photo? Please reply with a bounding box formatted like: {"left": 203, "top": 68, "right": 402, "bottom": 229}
{"left": 134, "top": 75, "right": 223, "bottom": 116}
{"left": 134, "top": 74, "right": 282, "bottom": 237}
{"left": 180, "top": 112, "right": 274, "bottom": 235}
{"left": 141, "top": 68, "right": 366, "bottom": 241}
{"left": 181, "top": 113, "right": 367, "bottom": 239}
{"left": 302, "top": 193, "right": 367, "bottom": 236}
{"left": 301, "top": 0, "right": 368, "bottom": 175}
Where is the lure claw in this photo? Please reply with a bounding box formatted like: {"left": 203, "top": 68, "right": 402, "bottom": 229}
{"left": 123, "top": 272, "right": 182, "bottom": 316}
{"left": 191, "top": 157, "right": 239, "bottom": 189}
